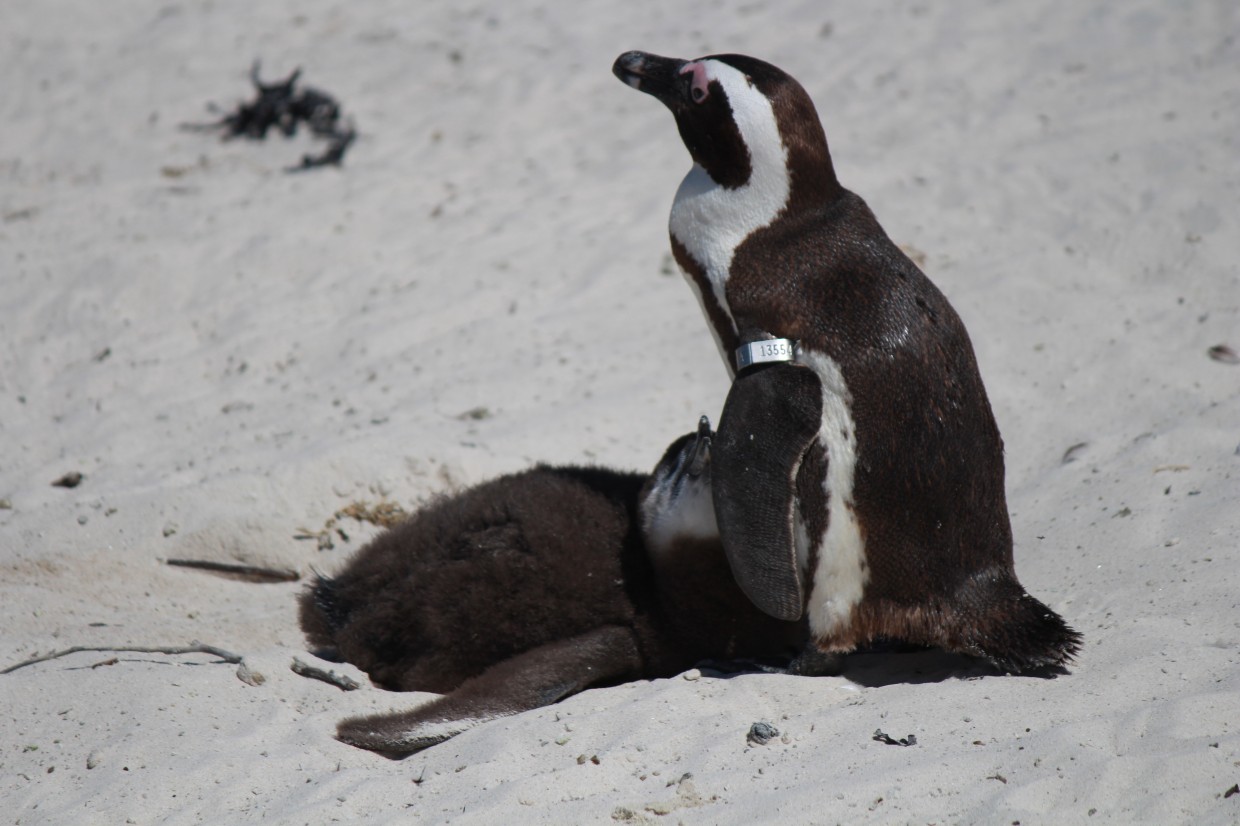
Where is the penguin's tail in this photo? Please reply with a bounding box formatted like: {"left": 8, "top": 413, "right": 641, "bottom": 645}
{"left": 962, "top": 576, "right": 1083, "bottom": 674}
{"left": 297, "top": 570, "right": 352, "bottom": 652}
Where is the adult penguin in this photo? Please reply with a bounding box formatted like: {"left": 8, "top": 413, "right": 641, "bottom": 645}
{"left": 613, "top": 51, "right": 1080, "bottom": 673}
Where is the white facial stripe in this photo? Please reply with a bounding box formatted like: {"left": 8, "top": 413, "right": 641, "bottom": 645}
{"left": 669, "top": 59, "right": 791, "bottom": 377}
{"left": 798, "top": 350, "right": 868, "bottom": 639}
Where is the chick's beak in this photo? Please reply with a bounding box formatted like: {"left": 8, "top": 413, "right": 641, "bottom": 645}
{"left": 688, "top": 415, "right": 713, "bottom": 478}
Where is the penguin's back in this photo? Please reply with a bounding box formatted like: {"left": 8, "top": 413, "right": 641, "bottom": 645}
{"left": 735, "top": 189, "right": 1011, "bottom": 573}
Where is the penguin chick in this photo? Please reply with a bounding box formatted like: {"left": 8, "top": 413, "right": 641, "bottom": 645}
{"left": 613, "top": 51, "right": 1081, "bottom": 674}
{"left": 299, "top": 418, "right": 804, "bottom": 754}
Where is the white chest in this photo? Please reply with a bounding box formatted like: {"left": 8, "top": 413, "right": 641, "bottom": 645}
{"left": 796, "top": 350, "right": 868, "bottom": 640}
{"left": 643, "top": 477, "right": 719, "bottom": 561}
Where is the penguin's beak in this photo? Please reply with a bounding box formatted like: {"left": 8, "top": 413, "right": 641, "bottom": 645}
{"left": 688, "top": 415, "right": 713, "bottom": 478}
{"left": 613, "top": 51, "right": 688, "bottom": 106}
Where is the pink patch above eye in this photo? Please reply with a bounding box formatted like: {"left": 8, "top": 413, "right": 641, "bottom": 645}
{"left": 679, "top": 62, "right": 711, "bottom": 103}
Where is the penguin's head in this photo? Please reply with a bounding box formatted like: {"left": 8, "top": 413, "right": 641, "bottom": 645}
{"left": 612, "top": 51, "right": 836, "bottom": 195}
{"left": 640, "top": 416, "right": 718, "bottom": 556}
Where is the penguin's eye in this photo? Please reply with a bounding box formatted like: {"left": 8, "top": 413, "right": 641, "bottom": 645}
{"left": 680, "top": 62, "right": 711, "bottom": 104}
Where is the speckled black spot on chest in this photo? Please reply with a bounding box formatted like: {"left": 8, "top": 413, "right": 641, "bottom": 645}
{"left": 674, "top": 84, "right": 752, "bottom": 189}
{"left": 795, "top": 441, "right": 829, "bottom": 568}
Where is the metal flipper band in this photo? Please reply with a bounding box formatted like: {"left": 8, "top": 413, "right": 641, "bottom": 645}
{"left": 735, "top": 339, "right": 797, "bottom": 372}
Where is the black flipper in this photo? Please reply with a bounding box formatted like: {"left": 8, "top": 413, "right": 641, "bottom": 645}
{"left": 713, "top": 362, "right": 823, "bottom": 622}
{"left": 335, "top": 625, "right": 642, "bottom": 755}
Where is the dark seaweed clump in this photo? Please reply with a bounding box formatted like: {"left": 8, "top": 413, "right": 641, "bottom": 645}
{"left": 186, "top": 61, "right": 356, "bottom": 172}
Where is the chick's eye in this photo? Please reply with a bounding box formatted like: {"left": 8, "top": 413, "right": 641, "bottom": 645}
{"left": 691, "top": 86, "right": 706, "bottom": 103}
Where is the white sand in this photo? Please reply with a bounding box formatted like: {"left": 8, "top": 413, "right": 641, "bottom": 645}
{"left": 3, "top": 1, "right": 1238, "bottom": 823}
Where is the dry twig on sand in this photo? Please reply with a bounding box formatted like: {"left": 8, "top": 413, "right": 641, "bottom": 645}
{"left": 290, "top": 657, "right": 361, "bottom": 691}
{"left": 164, "top": 558, "right": 300, "bottom": 583}
{"left": 2, "top": 642, "right": 243, "bottom": 675}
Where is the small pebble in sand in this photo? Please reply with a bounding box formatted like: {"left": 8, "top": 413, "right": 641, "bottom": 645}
{"left": 1207, "top": 344, "right": 1239, "bottom": 364}
{"left": 873, "top": 729, "right": 918, "bottom": 747}
{"left": 236, "top": 661, "right": 267, "bottom": 686}
{"left": 747, "top": 722, "right": 779, "bottom": 746}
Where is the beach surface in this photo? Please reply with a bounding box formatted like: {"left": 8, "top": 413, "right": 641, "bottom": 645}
{"left": 2, "top": 1, "right": 1238, "bottom": 823}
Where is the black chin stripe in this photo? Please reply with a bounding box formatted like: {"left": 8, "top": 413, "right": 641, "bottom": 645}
{"left": 674, "top": 83, "right": 752, "bottom": 190}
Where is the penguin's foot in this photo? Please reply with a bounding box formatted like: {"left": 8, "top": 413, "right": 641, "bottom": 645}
{"left": 699, "top": 647, "right": 843, "bottom": 677}
{"left": 694, "top": 656, "right": 794, "bottom": 676}
{"left": 335, "top": 625, "right": 642, "bottom": 755}
{"left": 786, "top": 647, "right": 845, "bottom": 677}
